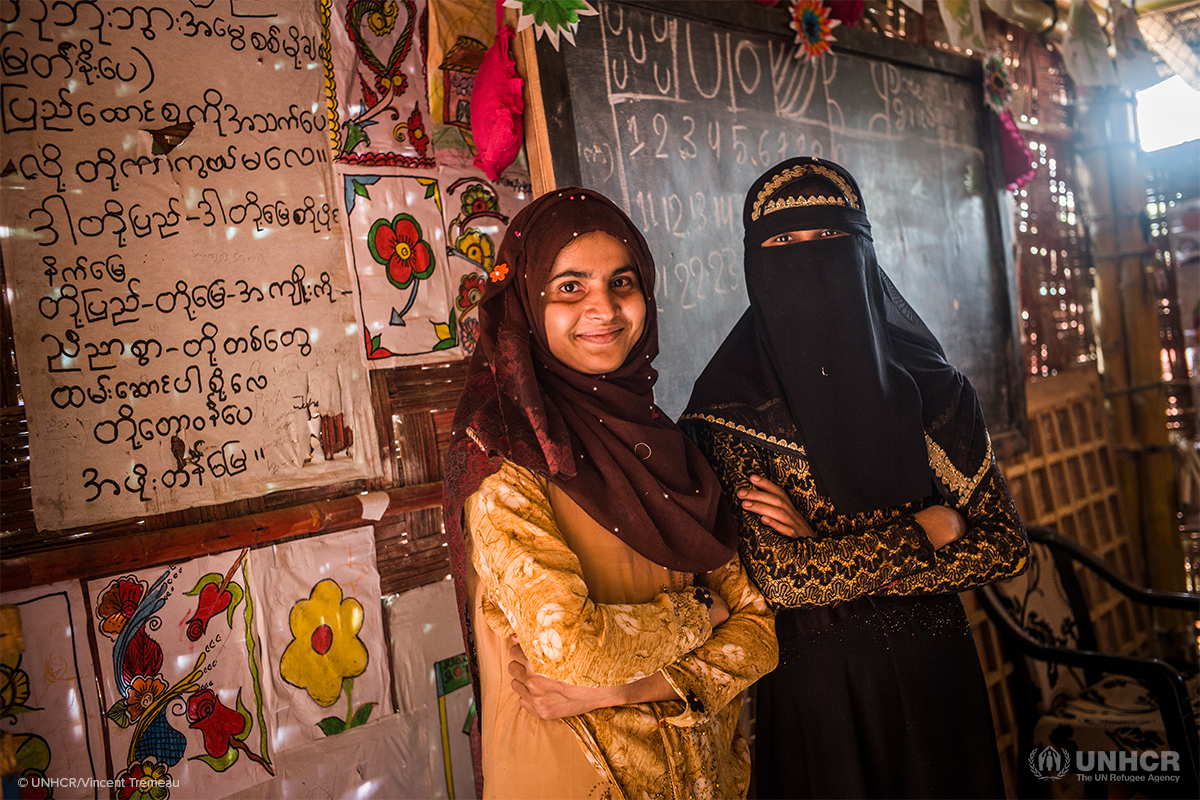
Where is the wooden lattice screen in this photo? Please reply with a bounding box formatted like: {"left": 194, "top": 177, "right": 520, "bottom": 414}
{"left": 969, "top": 365, "right": 1154, "bottom": 796}
{"left": 998, "top": 366, "right": 1153, "bottom": 657}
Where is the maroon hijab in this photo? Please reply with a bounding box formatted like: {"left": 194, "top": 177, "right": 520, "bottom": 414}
{"left": 443, "top": 188, "right": 737, "bottom": 704}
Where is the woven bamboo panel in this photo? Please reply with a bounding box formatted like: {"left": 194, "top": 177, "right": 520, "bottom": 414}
{"left": 972, "top": 365, "right": 1154, "bottom": 797}
{"left": 998, "top": 366, "right": 1153, "bottom": 658}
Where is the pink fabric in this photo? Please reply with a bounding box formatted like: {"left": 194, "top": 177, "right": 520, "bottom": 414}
{"left": 471, "top": 25, "right": 523, "bottom": 180}
{"left": 827, "top": 1, "right": 865, "bottom": 27}
{"left": 998, "top": 109, "right": 1037, "bottom": 190}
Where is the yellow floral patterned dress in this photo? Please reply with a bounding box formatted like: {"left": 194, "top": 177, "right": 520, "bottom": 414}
{"left": 464, "top": 460, "right": 778, "bottom": 800}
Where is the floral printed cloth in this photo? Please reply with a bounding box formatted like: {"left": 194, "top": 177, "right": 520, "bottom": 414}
{"left": 465, "top": 460, "right": 778, "bottom": 800}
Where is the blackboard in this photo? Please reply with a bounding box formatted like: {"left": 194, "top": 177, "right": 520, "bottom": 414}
{"left": 530, "top": 0, "right": 1025, "bottom": 450}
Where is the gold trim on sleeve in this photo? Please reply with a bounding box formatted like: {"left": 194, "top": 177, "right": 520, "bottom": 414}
{"left": 680, "top": 413, "right": 807, "bottom": 455}
{"left": 926, "top": 433, "right": 992, "bottom": 503}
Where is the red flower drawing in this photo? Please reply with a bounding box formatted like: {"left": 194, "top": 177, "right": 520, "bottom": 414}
{"left": 368, "top": 213, "right": 436, "bottom": 290}
{"left": 402, "top": 106, "right": 430, "bottom": 157}
{"left": 456, "top": 273, "right": 486, "bottom": 312}
{"left": 96, "top": 577, "right": 147, "bottom": 640}
{"left": 187, "top": 688, "right": 246, "bottom": 758}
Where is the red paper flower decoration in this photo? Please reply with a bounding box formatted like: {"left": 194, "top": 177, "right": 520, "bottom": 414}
{"left": 790, "top": 0, "right": 841, "bottom": 61}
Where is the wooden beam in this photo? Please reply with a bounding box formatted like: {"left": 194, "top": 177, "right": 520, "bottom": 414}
{"left": 1, "top": 481, "right": 444, "bottom": 591}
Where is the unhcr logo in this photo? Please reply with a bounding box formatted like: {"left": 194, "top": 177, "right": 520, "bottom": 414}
{"left": 1028, "top": 748, "right": 1183, "bottom": 784}
{"left": 1028, "top": 747, "right": 1072, "bottom": 780}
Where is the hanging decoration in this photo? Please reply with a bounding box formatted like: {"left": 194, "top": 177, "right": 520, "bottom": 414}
{"left": 1060, "top": 0, "right": 1117, "bottom": 86}
{"left": 937, "top": 0, "right": 985, "bottom": 52}
{"left": 503, "top": 0, "right": 598, "bottom": 50}
{"left": 427, "top": 0, "right": 495, "bottom": 168}
{"left": 1111, "top": 1, "right": 1162, "bottom": 92}
{"left": 982, "top": 53, "right": 1014, "bottom": 113}
{"left": 471, "top": 18, "right": 525, "bottom": 180}
{"left": 997, "top": 109, "right": 1037, "bottom": 191}
{"left": 789, "top": 0, "right": 840, "bottom": 61}
{"left": 979, "top": 49, "right": 1034, "bottom": 191}
{"left": 827, "top": 1, "right": 865, "bottom": 28}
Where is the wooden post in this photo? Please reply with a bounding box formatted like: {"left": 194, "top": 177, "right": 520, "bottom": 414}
{"left": 1074, "top": 86, "right": 1186, "bottom": 651}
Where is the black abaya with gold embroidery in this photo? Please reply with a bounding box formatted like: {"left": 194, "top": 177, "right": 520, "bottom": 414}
{"left": 682, "top": 158, "right": 1028, "bottom": 799}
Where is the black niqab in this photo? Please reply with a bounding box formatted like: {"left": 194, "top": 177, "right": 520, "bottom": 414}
{"left": 687, "top": 158, "right": 987, "bottom": 515}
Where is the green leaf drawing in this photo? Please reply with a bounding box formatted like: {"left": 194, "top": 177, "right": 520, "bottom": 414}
{"left": 224, "top": 581, "right": 245, "bottom": 628}
{"left": 106, "top": 698, "right": 133, "bottom": 728}
{"left": 317, "top": 716, "right": 348, "bottom": 737}
{"left": 193, "top": 749, "right": 240, "bottom": 772}
{"left": 349, "top": 701, "right": 376, "bottom": 729}
{"left": 184, "top": 573, "right": 224, "bottom": 597}
{"left": 353, "top": 180, "right": 372, "bottom": 199}
{"left": 234, "top": 688, "right": 254, "bottom": 742}
{"left": 342, "top": 121, "right": 370, "bottom": 154}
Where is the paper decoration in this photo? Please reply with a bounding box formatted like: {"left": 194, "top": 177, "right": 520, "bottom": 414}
{"left": 1061, "top": 0, "right": 1117, "bottom": 87}
{"left": 0, "top": 1, "right": 379, "bottom": 531}
{"left": 428, "top": 1, "right": 498, "bottom": 168}
{"left": 1112, "top": 2, "right": 1162, "bottom": 92}
{"left": 504, "top": 0, "right": 598, "bottom": 50}
{"left": 789, "top": 0, "right": 841, "bottom": 61}
{"left": 247, "top": 527, "right": 390, "bottom": 755}
{"left": 339, "top": 169, "right": 530, "bottom": 365}
{"left": 998, "top": 110, "right": 1037, "bottom": 190}
{"left": 827, "top": 1, "right": 865, "bottom": 28}
{"left": 983, "top": 53, "right": 1015, "bottom": 113}
{"left": 0, "top": 581, "right": 106, "bottom": 799}
{"left": 323, "top": 0, "right": 437, "bottom": 167}
{"left": 87, "top": 550, "right": 275, "bottom": 799}
{"left": 937, "top": 0, "right": 985, "bottom": 52}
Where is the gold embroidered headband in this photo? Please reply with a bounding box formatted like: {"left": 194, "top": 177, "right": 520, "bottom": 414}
{"left": 750, "top": 163, "right": 861, "bottom": 221}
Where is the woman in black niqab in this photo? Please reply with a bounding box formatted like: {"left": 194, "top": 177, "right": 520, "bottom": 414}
{"left": 683, "top": 158, "right": 1028, "bottom": 799}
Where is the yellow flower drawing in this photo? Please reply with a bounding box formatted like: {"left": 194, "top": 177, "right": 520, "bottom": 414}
{"left": 279, "top": 580, "right": 368, "bottom": 707}
{"left": 455, "top": 229, "right": 495, "bottom": 272}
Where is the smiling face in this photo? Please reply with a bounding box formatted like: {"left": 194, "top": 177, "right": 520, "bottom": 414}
{"left": 760, "top": 227, "right": 849, "bottom": 247}
{"left": 541, "top": 231, "right": 647, "bottom": 376}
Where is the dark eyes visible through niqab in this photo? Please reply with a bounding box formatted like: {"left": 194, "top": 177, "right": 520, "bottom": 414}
{"left": 760, "top": 229, "right": 849, "bottom": 248}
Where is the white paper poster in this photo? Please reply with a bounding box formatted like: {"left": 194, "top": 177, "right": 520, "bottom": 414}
{"left": 247, "top": 527, "right": 391, "bottom": 755}
{"left": 86, "top": 550, "right": 275, "bottom": 799}
{"left": 0, "top": 1, "right": 379, "bottom": 531}
{"left": 385, "top": 580, "right": 477, "bottom": 800}
{"left": 1, "top": 580, "right": 106, "bottom": 799}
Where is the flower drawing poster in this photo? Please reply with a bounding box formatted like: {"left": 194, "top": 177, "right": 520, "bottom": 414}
{"left": 322, "top": 0, "right": 436, "bottom": 167}
{"left": 339, "top": 168, "right": 531, "bottom": 365}
{"left": 1, "top": 580, "right": 105, "bottom": 799}
{"left": 247, "top": 526, "right": 390, "bottom": 755}
{"left": 86, "top": 550, "right": 275, "bottom": 799}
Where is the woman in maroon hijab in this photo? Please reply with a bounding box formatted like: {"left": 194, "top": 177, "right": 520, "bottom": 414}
{"left": 443, "top": 188, "right": 777, "bottom": 799}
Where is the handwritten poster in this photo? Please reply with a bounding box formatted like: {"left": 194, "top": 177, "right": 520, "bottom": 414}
{"left": 0, "top": 580, "right": 105, "bottom": 799}
{"left": 86, "top": 550, "right": 275, "bottom": 799}
{"left": 246, "top": 526, "right": 391, "bottom": 755}
{"left": 0, "top": 0, "right": 380, "bottom": 531}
